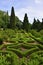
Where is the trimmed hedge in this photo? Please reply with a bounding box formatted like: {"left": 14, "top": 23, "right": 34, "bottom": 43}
{"left": 0, "top": 38, "right": 3, "bottom": 45}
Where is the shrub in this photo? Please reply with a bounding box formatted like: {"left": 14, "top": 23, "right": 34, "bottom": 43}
{"left": 0, "top": 38, "right": 3, "bottom": 45}
{"left": 22, "top": 44, "right": 36, "bottom": 49}
{"left": 0, "top": 51, "right": 19, "bottom": 65}
{"left": 24, "top": 47, "right": 39, "bottom": 56}
{"left": 28, "top": 53, "right": 43, "bottom": 65}
{"left": 40, "top": 30, "right": 43, "bottom": 35}
{"left": 7, "top": 48, "right": 23, "bottom": 58}
{"left": 30, "top": 30, "right": 41, "bottom": 38}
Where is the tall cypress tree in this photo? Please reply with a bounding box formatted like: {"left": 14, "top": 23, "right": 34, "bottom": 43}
{"left": 10, "top": 6, "right": 16, "bottom": 29}
{"left": 23, "top": 13, "right": 29, "bottom": 32}
{"left": 31, "top": 18, "right": 37, "bottom": 30}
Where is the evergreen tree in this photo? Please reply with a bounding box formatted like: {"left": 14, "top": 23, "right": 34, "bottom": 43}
{"left": 32, "top": 18, "right": 41, "bottom": 31}
{"left": 40, "top": 19, "right": 43, "bottom": 30}
{"left": 23, "top": 13, "right": 29, "bottom": 32}
{"left": 36, "top": 19, "right": 41, "bottom": 31}
{"left": 10, "top": 6, "right": 16, "bottom": 29}
{"left": 31, "top": 18, "right": 37, "bottom": 30}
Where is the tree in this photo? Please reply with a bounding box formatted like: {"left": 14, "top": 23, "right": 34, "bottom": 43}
{"left": 4, "top": 11, "right": 9, "bottom": 29}
{"left": 15, "top": 16, "right": 22, "bottom": 29}
{"left": 10, "top": 6, "right": 16, "bottom": 29}
{"left": 31, "top": 18, "right": 37, "bottom": 30}
{"left": 1, "top": 11, "right": 9, "bottom": 29}
{"left": 23, "top": 13, "right": 29, "bottom": 32}
{"left": 31, "top": 18, "right": 41, "bottom": 31}
{"left": 0, "top": 19, "right": 4, "bottom": 28}
{"left": 40, "top": 19, "right": 43, "bottom": 30}
{"left": 36, "top": 19, "right": 41, "bottom": 31}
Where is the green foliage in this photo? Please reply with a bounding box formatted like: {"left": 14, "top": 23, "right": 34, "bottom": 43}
{"left": 10, "top": 6, "right": 16, "bottom": 29}
{"left": 30, "top": 30, "right": 43, "bottom": 44}
{"left": 23, "top": 13, "right": 29, "bottom": 32}
{"left": 40, "top": 19, "right": 43, "bottom": 30}
{"left": 28, "top": 53, "right": 43, "bottom": 65}
{"left": 40, "top": 30, "right": 43, "bottom": 35}
{"left": 0, "top": 51, "right": 19, "bottom": 65}
{"left": 31, "top": 18, "right": 42, "bottom": 31}
{"left": 0, "top": 38, "right": 3, "bottom": 45}
{"left": 0, "top": 11, "right": 9, "bottom": 29}
{"left": 0, "top": 8, "right": 43, "bottom": 31}
{"left": 0, "top": 6, "right": 43, "bottom": 65}
{"left": 31, "top": 18, "right": 37, "bottom": 30}
{"left": 16, "top": 16, "right": 22, "bottom": 29}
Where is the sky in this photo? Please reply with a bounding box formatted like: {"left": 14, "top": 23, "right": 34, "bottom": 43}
{"left": 0, "top": 0, "right": 43, "bottom": 23}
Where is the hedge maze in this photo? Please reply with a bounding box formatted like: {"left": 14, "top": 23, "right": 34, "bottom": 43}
{"left": 0, "top": 30, "right": 43, "bottom": 65}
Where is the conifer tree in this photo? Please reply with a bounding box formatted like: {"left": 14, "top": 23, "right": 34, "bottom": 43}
{"left": 10, "top": 6, "right": 16, "bottom": 29}
{"left": 31, "top": 18, "right": 37, "bottom": 30}
{"left": 23, "top": 13, "right": 29, "bottom": 32}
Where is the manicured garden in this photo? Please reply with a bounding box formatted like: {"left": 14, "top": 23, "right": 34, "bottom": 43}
{"left": 0, "top": 29, "right": 43, "bottom": 65}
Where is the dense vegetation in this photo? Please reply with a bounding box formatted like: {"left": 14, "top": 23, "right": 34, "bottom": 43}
{"left": 0, "top": 6, "right": 43, "bottom": 31}
{"left": 0, "top": 6, "right": 43, "bottom": 65}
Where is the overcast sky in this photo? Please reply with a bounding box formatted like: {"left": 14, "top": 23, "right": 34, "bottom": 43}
{"left": 0, "top": 0, "right": 43, "bottom": 23}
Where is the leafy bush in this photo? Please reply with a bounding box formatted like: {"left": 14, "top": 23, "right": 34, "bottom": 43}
{"left": 0, "top": 51, "right": 19, "bottom": 65}
{"left": 30, "top": 30, "right": 41, "bottom": 38}
{"left": 28, "top": 53, "right": 43, "bottom": 65}
{"left": 0, "top": 38, "right": 3, "bottom": 45}
{"left": 40, "top": 30, "right": 43, "bottom": 35}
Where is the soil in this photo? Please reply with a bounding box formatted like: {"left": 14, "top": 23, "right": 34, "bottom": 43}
{"left": 20, "top": 47, "right": 27, "bottom": 51}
